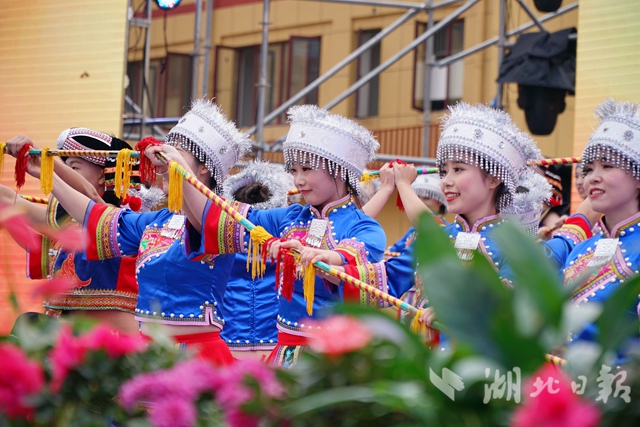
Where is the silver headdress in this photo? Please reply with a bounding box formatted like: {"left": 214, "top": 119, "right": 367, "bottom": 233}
{"left": 411, "top": 174, "right": 447, "bottom": 210}
{"left": 223, "top": 160, "right": 291, "bottom": 210}
{"left": 283, "top": 105, "right": 380, "bottom": 194}
{"left": 502, "top": 168, "right": 552, "bottom": 236}
{"left": 436, "top": 102, "right": 543, "bottom": 211}
{"left": 582, "top": 98, "right": 640, "bottom": 180}
{"left": 165, "top": 99, "right": 252, "bottom": 194}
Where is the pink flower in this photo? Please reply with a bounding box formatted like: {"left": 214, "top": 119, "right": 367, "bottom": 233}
{"left": 512, "top": 364, "right": 600, "bottom": 427}
{"left": 307, "top": 315, "right": 372, "bottom": 357}
{"left": 119, "top": 359, "right": 216, "bottom": 411}
{"left": 148, "top": 397, "right": 196, "bottom": 427}
{"left": 225, "top": 408, "right": 260, "bottom": 427}
{"left": 49, "top": 324, "right": 87, "bottom": 393}
{"left": 31, "top": 277, "right": 76, "bottom": 300}
{"left": 79, "top": 324, "right": 145, "bottom": 358}
{"left": 0, "top": 343, "right": 44, "bottom": 419}
{"left": 0, "top": 205, "right": 40, "bottom": 249}
{"left": 51, "top": 225, "right": 85, "bottom": 252}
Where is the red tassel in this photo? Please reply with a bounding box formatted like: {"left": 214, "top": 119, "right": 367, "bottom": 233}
{"left": 262, "top": 237, "right": 279, "bottom": 267}
{"left": 277, "top": 247, "right": 296, "bottom": 301}
{"left": 135, "top": 137, "right": 164, "bottom": 185}
{"left": 392, "top": 159, "right": 407, "bottom": 212}
{"left": 14, "top": 143, "right": 34, "bottom": 190}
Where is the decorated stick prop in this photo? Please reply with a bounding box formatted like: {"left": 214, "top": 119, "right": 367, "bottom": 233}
{"left": 528, "top": 157, "right": 581, "bottom": 167}
{"left": 143, "top": 150, "right": 431, "bottom": 323}
{"left": 360, "top": 167, "right": 439, "bottom": 183}
{"left": 545, "top": 353, "right": 567, "bottom": 367}
{"left": 19, "top": 195, "right": 49, "bottom": 205}
{"left": 25, "top": 149, "right": 140, "bottom": 158}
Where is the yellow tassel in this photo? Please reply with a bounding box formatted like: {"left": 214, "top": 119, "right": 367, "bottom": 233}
{"left": 0, "top": 142, "right": 6, "bottom": 177}
{"left": 359, "top": 172, "right": 373, "bottom": 184}
{"left": 115, "top": 149, "right": 133, "bottom": 199}
{"left": 410, "top": 309, "right": 427, "bottom": 335}
{"left": 303, "top": 263, "right": 316, "bottom": 315}
{"left": 167, "top": 161, "right": 183, "bottom": 213}
{"left": 40, "top": 148, "right": 55, "bottom": 195}
{"left": 246, "top": 226, "right": 273, "bottom": 279}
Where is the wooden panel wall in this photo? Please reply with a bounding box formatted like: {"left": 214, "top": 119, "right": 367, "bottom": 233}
{"left": 0, "top": 0, "right": 128, "bottom": 333}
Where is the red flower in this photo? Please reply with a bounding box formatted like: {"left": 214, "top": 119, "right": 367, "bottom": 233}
{"left": 512, "top": 364, "right": 600, "bottom": 427}
{"left": 31, "top": 277, "right": 76, "bottom": 300}
{"left": 49, "top": 324, "right": 87, "bottom": 393}
{"left": 0, "top": 343, "right": 44, "bottom": 419}
{"left": 307, "top": 315, "right": 372, "bottom": 357}
{"left": 79, "top": 324, "right": 145, "bottom": 358}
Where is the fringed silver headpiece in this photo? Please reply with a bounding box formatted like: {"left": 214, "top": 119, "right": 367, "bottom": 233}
{"left": 411, "top": 174, "right": 447, "bottom": 210}
{"left": 436, "top": 102, "right": 543, "bottom": 211}
{"left": 223, "top": 160, "right": 291, "bottom": 210}
{"left": 165, "top": 99, "right": 252, "bottom": 194}
{"left": 129, "top": 186, "right": 167, "bottom": 213}
{"left": 582, "top": 98, "right": 640, "bottom": 180}
{"left": 283, "top": 105, "right": 380, "bottom": 194}
{"left": 502, "top": 168, "right": 552, "bottom": 236}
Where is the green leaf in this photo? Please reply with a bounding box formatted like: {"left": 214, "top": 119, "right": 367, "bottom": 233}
{"left": 595, "top": 274, "right": 640, "bottom": 358}
{"left": 492, "top": 222, "right": 565, "bottom": 329}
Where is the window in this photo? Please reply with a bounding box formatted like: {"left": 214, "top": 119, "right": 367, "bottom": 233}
{"left": 125, "top": 53, "right": 192, "bottom": 134}
{"left": 214, "top": 37, "right": 321, "bottom": 128}
{"left": 355, "top": 29, "right": 381, "bottom": 118}
{"left": 413, "top": 20, "right": 464, "bottom": 111}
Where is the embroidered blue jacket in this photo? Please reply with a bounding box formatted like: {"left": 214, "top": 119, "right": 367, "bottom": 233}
{"left": 192, "top": 195, "right": 386, "bottom": 338}
{"left": 83, "top": 201, "right": 235, "bottom": 328}
{"left": 221, "top": 254, "right": 278, "bottom": 350}
{"left": 561, "top": 213, "right": 640, "bottom": 348}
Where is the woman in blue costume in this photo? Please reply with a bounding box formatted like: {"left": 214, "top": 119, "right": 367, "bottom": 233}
{"left": 559, "top": 99, "right": 640, "bottom": 355}
{"left": 2, "top": 129, "right": 141, "bottom": 334}
{"left": 26, "top": 100, "right": 251, "bottom": 366}
{"left": 220, "top": 160, "right": 293, "bottom": 361}
{"left": 151, "top": 105, "right": 387, "bottom": 368}
{"left": 325, "top": 103, "right": 596, "bottom": 346}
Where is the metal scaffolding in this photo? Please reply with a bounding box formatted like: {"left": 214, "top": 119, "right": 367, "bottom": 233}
{"left": 125, "top": 0, "right": 578, "bottom": 162}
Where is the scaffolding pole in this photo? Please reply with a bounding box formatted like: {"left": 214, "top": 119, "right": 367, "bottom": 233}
{"left": 191, "top": 0, "right": 203, "bottom": 101}
{"left": 140, "top": 0, "right": 152, "bottom": 138}
{"left": 255, "top": 0, "right": 271, "bottom": 159}
{"left": 201, "top": 0, "right": 215, "bottom": 98}
{"left": 436, "top": 1, "right": 577, "bottom": 67}
{"left": 495, "top": 0, "right": 507, "bottom": 109}
{"left": 323, "top": 0, "right": 479, "bottom": 111}
{"left": 246, "top": 6, "right": 420, "bottom": 136}
{"left": 422, "top": 0, "right": 435, "bottom": 158}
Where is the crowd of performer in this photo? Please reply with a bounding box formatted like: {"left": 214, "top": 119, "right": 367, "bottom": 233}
{"left": 1, "top": 97, "right": 639, "bottom": 368}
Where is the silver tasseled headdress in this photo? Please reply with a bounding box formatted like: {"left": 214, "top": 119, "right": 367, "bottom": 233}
{"left": 502, "top": 168, "right": 552, "bottom": 236}
{"left": 283, "top": 105, "right": 380, "bottom": 194}
{"left": 223, "top": 160, "right": 291, "bottom": 210}
{"left": 582, "top": 98, "right": 640, "bottom": 180}
{"left": 129, "top": 186, "right": 167, "bottom": 213}
{"left": 411, "top": 174, "right": 447, "bottom": 210}
{"left": 165, "top": 99, "right": 252, "bottom": 194}
{"left": 436, "top": 102, "right": 543, "bottom": 211}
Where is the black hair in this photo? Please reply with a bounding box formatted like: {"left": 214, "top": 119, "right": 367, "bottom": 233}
{"left": 233, "top": 182, "right": 272, "bottom": 205}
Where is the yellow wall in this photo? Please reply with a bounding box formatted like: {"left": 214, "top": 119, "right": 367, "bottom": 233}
{"left": 570, "top": 0, "right": 640, "bottom": 212}
{"left": 0, "top": 0, "right": 129, "bottom": 333}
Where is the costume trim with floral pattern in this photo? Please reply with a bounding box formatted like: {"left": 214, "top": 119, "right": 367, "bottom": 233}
{"left": 85, "top": 203, "right": 122, "bottom": 261}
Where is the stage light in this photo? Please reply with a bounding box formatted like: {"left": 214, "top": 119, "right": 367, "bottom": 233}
{"left": 154, "top": 0, "right": 182, "bottom": 10}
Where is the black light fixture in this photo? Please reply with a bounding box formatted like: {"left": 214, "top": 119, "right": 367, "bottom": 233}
{"left": 154, "top": 0, "right": 182, "bottom": 10}
{"left": 534, "top": 0, "right": 563, "bottom": 12}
